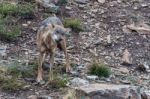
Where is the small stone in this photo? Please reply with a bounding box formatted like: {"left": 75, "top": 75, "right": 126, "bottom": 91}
{"left": 22, "top": 24, "right": 28, "bottom": 27}
{"left": 98, "top": 0, "right": 105, "bottom": 3}
{"left": 106, "top": 35, "right": 111, "bottom": 44}
{"left": 86, "top": 75, "right": 98, "bottom": 80}
{"left": 121, "top": 80, "right": 131, "bottom": 84}
{"left": 39, "top": 96, "right": 52, "bottom": 99}
{"left": 0, "top": 45, "right": 7, "bottom": 59}
{"left": 119, "top": 67, "right": 129, "bottom": 74}
{"left": 75, "top": 0, "right": 89, "bottom": 4}
{"left": 122, "top": 49, "right": 132, "bottom": 65}
{"left": 70, "top": 71, "right": 79, "bottom": 76}
{"left": 70, "top": 78, "right": 89, "bottom": 87}
{"left": 141, "top": 3, "right": 148, "bottom": 7}
{"left": 23, "top": 85, "right": 31, "bottom": 89}
{"left": 28, "top": 95, "right": 37, "bottom": 99}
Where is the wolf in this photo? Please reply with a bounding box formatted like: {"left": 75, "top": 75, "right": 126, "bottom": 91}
{"left": 36, "top": 16, "right": 71, "bottom": 83}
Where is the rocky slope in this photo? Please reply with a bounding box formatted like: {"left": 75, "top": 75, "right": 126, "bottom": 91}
{"left": 0, "top": 0, "right": 150, "bottom": 98}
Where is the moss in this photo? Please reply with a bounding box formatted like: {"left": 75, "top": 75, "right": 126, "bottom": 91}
{"left": 64, "top": 19, "right": 83, "bottom": 33}
{"left": 89, "top": 63, "right": 111, "bottom": 78}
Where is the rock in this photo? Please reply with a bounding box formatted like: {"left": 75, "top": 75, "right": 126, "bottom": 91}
{"left": 124, "top": 22, "right": 150, "bottom": 34}
{"left": 76, "top": 83, "right": 141, "bottom": 99}
{"left": 86, "top": 75, "right": 98, "bottom": 80}
{"left": 122, "top": 49, "right": 132, "bottom": 65}
{"left": 70, "top": 78, "right": 89, "bottom": 87}
{"left": 35, "top": 0, "right": 59, "bottom": 13}
{"left": 75, "top": 0, "right": 89, "bottom": 4}
{"left": 141, "top": 91, "right": 150, "bottom": 99}
{"left": 97, "top": 0, "right": 105, "bottom": 3}
{"left": 119, "top": 67, "right": 129, "bottom": 74}
{"left": 70, "top": 71, "right": 80, "bottom": 76}
{"left": 28, "top": 95, "right": 52, "bottom": 99}
{"left": 39, "top": 95, "right": 52, "bottom": 99}
{"left": 28, "top": 95, "right": 37, "bottom": 99}
{"left": 121, "top": 80, "right": 131, "bottom": 84}
{"left": 106, "top": 35, "right": 111, "bottom": 44}
{"left": 0, "top": 45, "right": 7, "bottom": 59}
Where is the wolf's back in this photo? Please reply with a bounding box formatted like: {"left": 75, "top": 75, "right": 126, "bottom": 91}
{"left": 40, "top": 17, "right": 63, "bottom": 26}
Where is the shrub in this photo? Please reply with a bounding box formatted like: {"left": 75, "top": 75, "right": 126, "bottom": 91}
{"left": 64, "top": 19, "right": 83, "bottom": 33}
{"left": 89, "top": 63, "right": 111, "bottom": 78}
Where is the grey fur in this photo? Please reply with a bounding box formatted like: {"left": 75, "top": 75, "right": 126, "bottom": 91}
{"left": 40, "top": 16, "right": 63, "bottom": 26}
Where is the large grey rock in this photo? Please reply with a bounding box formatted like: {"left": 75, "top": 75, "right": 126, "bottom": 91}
{"left": 41, "top": 16, "right": 63, "bottom": 26}
{"left": 36, "top": 0, "right": 59, "bottom": 13}
{"left": 70, "top": 78, "right": 89, "bottom": 87}
{"left": 76, "top": 83, "right": 142, "bottom": 99}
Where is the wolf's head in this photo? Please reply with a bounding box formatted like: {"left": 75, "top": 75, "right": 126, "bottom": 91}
{"left": 51, "top": 24, "right": 71, "bottom": 36}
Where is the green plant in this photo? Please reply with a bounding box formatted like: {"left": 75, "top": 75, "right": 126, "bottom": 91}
{"left": 17, "top": 3, "right": 35, "bottom": 17}
{"left": 0, "top": 3, "right": 17, "bottom": 17}
{"left": 89, "top": 63, "right": 111, "bottom": 77}
{"left": 0, "top": 76, "right": 25, "bottom": 91}
{"left": 64, "top": 19, "right": 83, "bottom": 33}
{"left": 7, "top": 62, "right": 37, "bottom": 78}
{"left": 48, "top": 73, "right": 68, "bottom": 88}
{"left": 0, "top": 2, "right": 35, "bottom": 18}
{"left": 0, "top": 16, "right": 21, "bottom": 41}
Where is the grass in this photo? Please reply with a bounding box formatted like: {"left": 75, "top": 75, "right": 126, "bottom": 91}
{"left": 0, "top": 3, "right": 17, "bottom": 17}
{"left": 0, "top": 16, "right": 21, "bottom": 41}
{"left": 64, "top": 19, "right": 83, "bottom": 33}
{"left": 89, "top": 63, "right": 111, "bottom": 78}
{"left": 0, "top": 2, "right": 35, "bottom": 18}
{"left": 0, "top": 2, "right": 35, "bottom": 41}
{"left": 48, "top": 73, "right": 68, "bottom": 88}
{"left": 7, "top": 63, "right": 37, "bottom": 78}
{"left": 0, "top": 75, "right": 25, "bottom": 91}
{"left": 17, "top": 3, "right": 35, "bottom": 18}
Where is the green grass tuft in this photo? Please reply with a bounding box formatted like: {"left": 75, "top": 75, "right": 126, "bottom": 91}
{"left": 0, "top": 16, "right": 21, "bottom": 41}
{"left": 0, "top": 3, "right": 17, "bottom": 17}
{"left": 48, "top": 73, "right": 68, "bottom": 88}
{"left": 7, "top": 63, "right": 37, "bottom": 78}
{"left": 89, "top": 63, "right": 111, "bottom": 78}
{"left": 64, "top": 19, "right": 83, "bottom": 33}
{"left": 0, "top": 76, "right": 25, "bottom": 91}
